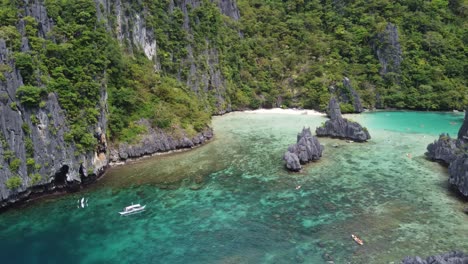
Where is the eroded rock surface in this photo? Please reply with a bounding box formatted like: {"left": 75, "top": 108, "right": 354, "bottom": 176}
{"left": 316, "top": 97, "right": 370, "bottom": 142}
{"left": 426, "top": 109, "right": 468, "bottom": 197}
{"left": 401, "top": 251, "right": 467, "bottom": 264}
{"left": 283, "top": 128, "right": 323, "bottom": 171}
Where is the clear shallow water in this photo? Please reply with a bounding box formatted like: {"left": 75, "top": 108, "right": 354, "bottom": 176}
{"left": 0, "top": 111, "right": 467, "bottom": 263}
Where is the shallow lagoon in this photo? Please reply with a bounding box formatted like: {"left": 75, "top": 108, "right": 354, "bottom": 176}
{"left": 0, "top": 111, "right": 466, "bottom": 263}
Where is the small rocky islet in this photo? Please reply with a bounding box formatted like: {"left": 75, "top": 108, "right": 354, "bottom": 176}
{"left": 283, "top": 97, "right": 370, "bottom": 171}
{"left": 315, "top": 97, "right": 371, "bottom": 142}
{"left": 282, "top": 127, "right": 324, "bottom": 172}
{"left": 426, "top": 108, "right": 468, "bottom": 197}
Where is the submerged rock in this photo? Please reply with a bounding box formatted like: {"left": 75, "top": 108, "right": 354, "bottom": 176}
{"left": 401, "top": 251, "right": 467, "bottom": 264}
{"left": 426, "top": 108, "right": 468, "bottom": 197}
{"left": 283, "top": 128, "right": 324, "bottom": 171}
{"left": 316, "top": 97, "right": 370, "bottom": 142}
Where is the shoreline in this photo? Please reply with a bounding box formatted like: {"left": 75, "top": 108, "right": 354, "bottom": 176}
{"left": 108, "top": 136, "right": 213, "bottom": 168}
{"left": 241, "top": 108, "right": 325, "bottom": 116}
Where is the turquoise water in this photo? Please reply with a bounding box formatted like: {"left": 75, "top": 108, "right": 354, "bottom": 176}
{"left": 0, "top": 111, "right": 467, "bottom": 263}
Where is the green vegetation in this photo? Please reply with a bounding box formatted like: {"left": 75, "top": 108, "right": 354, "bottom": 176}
{"left": 230, "top": 0, "right": 467, "bottom": 110}
{"left": 9, "top": 158, "right": 21, "bottom": 172}
{"left": 0, "top": 0, "right": 466, "bottom": 154}
{"left": 16, "top": 85, "right": 46, "bottom": 107}
{"left": 5, "top": 176, "right": 22, "bottom": 189}
{"left": 29, "top": 173, "right": 42, "bottom": 185}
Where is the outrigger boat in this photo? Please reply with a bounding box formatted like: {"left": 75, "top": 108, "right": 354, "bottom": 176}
{"left": 119, "top": 204, "right": 146, "bottom": 216}
{"left": 351, "top": 234, "right": 364, "bottom": 245}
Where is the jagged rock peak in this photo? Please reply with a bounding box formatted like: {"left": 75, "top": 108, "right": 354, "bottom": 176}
{"left": 283, "top": 127, "right": 324, "bottom": 172}
{"left": 343, "top": 77, "right": 364, "bottom": 113}
{"left": 401, "top": 251, "right": 467, "bottom": 264}
{"left": 328, "top": 97, "right": 342, "bottom": 120}
{"left": 317, "top": 98, "right": 371, "bottom": 142}
{"left": 425, "top": 133, "right": 459, "bottom": 165}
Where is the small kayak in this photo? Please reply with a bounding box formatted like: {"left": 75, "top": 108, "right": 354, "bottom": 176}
{"left": 351, "top": 234, "right": 364, "bottom": 245}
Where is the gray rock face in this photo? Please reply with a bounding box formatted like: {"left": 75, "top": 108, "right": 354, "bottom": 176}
{"left": 458, "top": 110, "right": 468, "bottom": 142}
{"left": 426, "top": 134, "right": 459, "bottom": 164}
{"left": 448, "top": 154, "right": 468, "bottom": 196}
{"left": 401, "top": 251, "right": 467, "bottom": 264}
{"left": 109, "top": 119, "right": 213, "bottom": 162}
{"left": 341, "top": 77, "right": 364, "bottom": 113}
{"left": 426, "top": 108, "right": 468, "bottom": 197}
{"left": 373, "top": 23, "right": 403, "bottom": 83}
{"left": 283, "top": 128, "right": 324, "bottom": 171}
{"left": 21, "top": 0, "right": 54, "bottom": 38}
{"left": 94, "top": 0, "right": 238, "bottom": 114}
{"left": 316, "top": 98, "right": 371, "bottom": 142}
{"left": 328, "top": 97, "right": 342, "bottom": 120}
{"left": 0, "top": 36, "right": 108, "bottom": 209}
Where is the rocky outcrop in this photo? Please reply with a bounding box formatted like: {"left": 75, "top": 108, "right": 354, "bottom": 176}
{"left": 0, "top": 36, "right": 108, "bottom": 209}
{"left": 109, "top": 119, "right": 213, "bottom": 162}
{"left": 316, "top": 97, "right": 371, "bottom": 142}
{"left": 283, "top": 128, "right": 324, "bottom": 171}
{"left": 425, "top": 134, "right": 459, "bottom": 164}
{"left": 401, "top": 251, "right": 467, "bottom": 264}
{"left": 448, "top": 153, "right": 468, "bottom": 196}
{"left": 458, "top": 110, "right": 468, "bottom": 142}
{"left": 373, "top": 22, "right": 403, "bottom": 84}
{"left": 341, "top": 77, "right": 364, "bottom": 113}
{"left": 426, "top": 109, "right": 468, "bottom": 197}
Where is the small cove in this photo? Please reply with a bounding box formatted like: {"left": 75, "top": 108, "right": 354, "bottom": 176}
{"left": 0, "top": 111, "right": 466, "bottom": 263}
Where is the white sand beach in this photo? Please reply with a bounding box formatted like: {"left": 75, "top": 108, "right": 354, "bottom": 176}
{"left": 243, "top": 108, "right": 325, "bottom": 116}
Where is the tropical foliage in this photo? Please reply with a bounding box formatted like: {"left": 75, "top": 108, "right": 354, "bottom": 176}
{"left": 0, "top": 0, "right": 466, "bottom": 151}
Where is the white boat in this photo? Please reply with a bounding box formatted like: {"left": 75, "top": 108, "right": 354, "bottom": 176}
{"left": 119, "top": 204, "right": 146, "bottom": 216}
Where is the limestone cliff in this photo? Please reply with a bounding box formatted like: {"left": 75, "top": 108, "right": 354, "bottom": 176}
{"left": 0, "top": 0, "right": 238, "bottom": 209}
{"left": 0, "top": 38, "right": 107, "bottom": 208}
{"left": 373, "top": 22, "right": 403, "bottom": 84}
{"left": 94, "top": 0, "right": 240, "bottom": 114}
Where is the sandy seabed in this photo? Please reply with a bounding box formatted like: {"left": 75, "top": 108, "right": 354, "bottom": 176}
{"left": 243, "top": 108, "right": 325, "bottom": 116}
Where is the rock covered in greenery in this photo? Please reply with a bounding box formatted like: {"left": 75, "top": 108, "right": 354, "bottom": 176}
{"left": 373, "top": 23, "right": 403, "bottom": 80}
{"left": 341, "top": 77, "right": 364, "bottom": 113}
{"left": 316, "top": 98, "right": 371, "bottom": 142}
{"left": 283, "top": 128, "right": 323, "bottom": 171}
{"left": 401, "top": 251, "right": 467, "bottom": 264}
{"left": 109, "top": 119, "right": 213, "bottom": 162}
{"left": 1, "top": 0, "right": 468, "bottom": 209}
